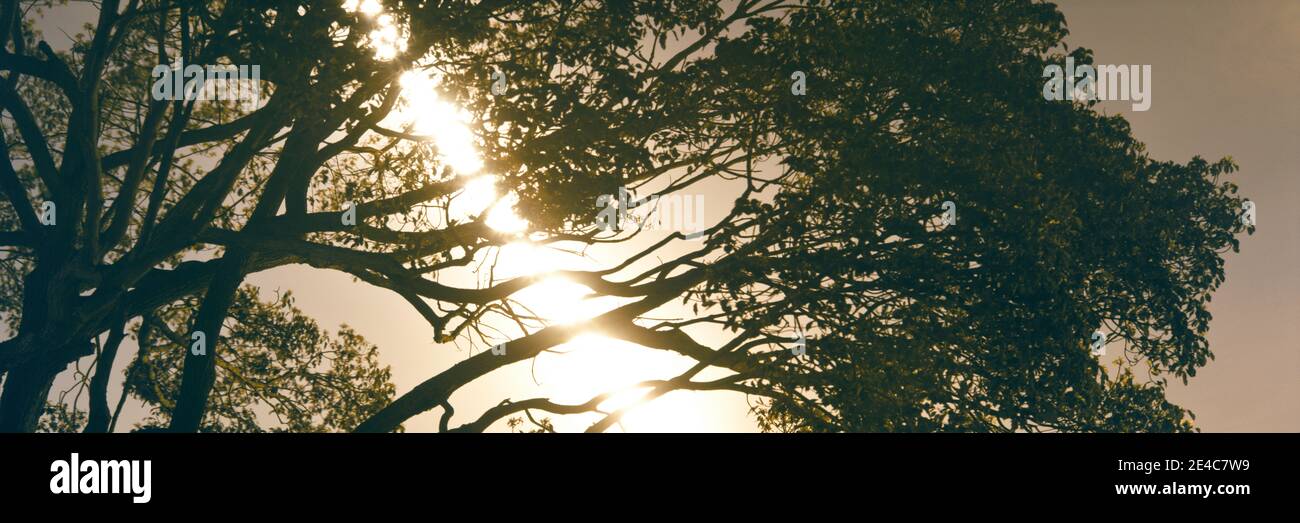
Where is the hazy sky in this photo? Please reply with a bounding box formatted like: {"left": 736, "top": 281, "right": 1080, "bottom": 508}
{"left": 31, "top": 1, "right": 1299, "bottom": 432}
{"left": 1053, "top": 0, "right": 1300, "bottom": 431}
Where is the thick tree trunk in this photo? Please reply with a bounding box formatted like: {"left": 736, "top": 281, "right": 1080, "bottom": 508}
{"left": 0, "top": 357, "right": 67, "bottom": 432}
{"left": 168, "top": 252, "right": 249, "bottom": 432}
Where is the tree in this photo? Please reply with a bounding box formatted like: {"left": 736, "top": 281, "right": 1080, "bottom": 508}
{"left": 0, "top": 0, "right": 1249, "bottom": 433}
{"left": 117, "top": 286, "right": 395, "bottom": 432}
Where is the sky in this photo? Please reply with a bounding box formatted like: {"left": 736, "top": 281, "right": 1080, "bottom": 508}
{"left": 1054, "top": 0, "right": 1300, "bottom": 432}
{"left": 26, "top": 1, "right": 1300, "bottom": 432}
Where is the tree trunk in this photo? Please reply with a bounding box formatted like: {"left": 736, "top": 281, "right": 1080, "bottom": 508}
{"left": 85, "top": 323, "right": 127, "bottom": 433}
{"left": 0, "top": 357, "right": 67, "bottom": 432}
{"left": 168, "top": 252, "right": 248, "bottom": 432}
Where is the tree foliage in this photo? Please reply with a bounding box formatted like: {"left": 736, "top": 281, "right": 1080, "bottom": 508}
{"left": 0, "top": 0, "right": 1248, "bottom": 433}
{"left": 122, "top": 287, "right": 395, "bottom": 432}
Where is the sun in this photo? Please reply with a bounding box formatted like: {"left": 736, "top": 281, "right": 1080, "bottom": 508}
{"left": 531, "top": 334, "right": 709, "bottom": 432}
{"left": 394, "top": 71, "right": 483, "bottom": 175}
{"left": 467, "top": 261, "right": 718, "bottom": 431}
{"left": 511, "top": 277, "right": 603, "bottom": 324}
{"left": 444, "top": 175, "right": 529, "bottom": 232}
{"left": 374, "top": 56, "right": 720, "bottom": 432}
{"left": 387, "top": 71, "right": 529, "bottom": 233}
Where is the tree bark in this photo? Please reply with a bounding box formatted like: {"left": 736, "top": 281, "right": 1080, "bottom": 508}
{"left": 85, "top": 322, "right": 127, "bottom": 433}
{"left": 167, "top": 252, "right": 249, "bottom": 432}
{"left": 0, "top": 357, "right": 68, "bottom": 432}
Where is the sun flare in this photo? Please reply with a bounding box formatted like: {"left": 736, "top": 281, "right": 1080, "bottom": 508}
{"left": 531, "top": 334, "right": 711, "bottom": 432}
{"left": 394, "top": 71, "right": 483, "bottom": 175}
{"left": 446, "top": 175, "right": 529, "bottom": 232}
{"left": 512, "top": 278, "right": 602, "bottom": 325}
{"left": 351, "top": 12, "right": 716, "bottom": 432}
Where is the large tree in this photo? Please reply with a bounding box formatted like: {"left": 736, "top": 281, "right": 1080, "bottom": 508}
{"left": 0, "top": 0, "right": 1248, "bottom": 433}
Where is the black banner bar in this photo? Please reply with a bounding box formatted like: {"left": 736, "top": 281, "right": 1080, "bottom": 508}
{"left": 1, "top": 434, "right": 1292, "bottom": 511}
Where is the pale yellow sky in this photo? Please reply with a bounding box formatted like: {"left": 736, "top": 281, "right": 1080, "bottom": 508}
{"left": 1054, "top": 0, "right": 1300, "bottom": 431}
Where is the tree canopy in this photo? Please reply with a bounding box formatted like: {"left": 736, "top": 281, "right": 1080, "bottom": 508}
{"left": 0, "top": 0, "right": 1248, "bottom": 433}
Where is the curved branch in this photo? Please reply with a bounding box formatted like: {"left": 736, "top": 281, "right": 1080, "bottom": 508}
{"left": 354, "top": 267, "right": 709, "bottom": 432}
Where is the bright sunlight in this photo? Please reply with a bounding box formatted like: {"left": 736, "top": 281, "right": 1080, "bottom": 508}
{"left": 355, "top": 17, "right": 706, "bottom": 430}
